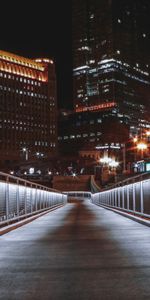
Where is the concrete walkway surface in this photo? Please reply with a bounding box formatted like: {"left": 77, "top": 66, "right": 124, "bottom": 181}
{"left": 0, "top": 199, "right": 150, "bottom": 300}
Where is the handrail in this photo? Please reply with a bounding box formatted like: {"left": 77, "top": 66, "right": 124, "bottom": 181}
{"left": 0, "top": 171, "right": 67, "bottom": 225}
{"left": 90, "top": 175, "right": 101, "bottom": 193}
{"left": 0, "top": 171, "right": 63, "bottom": 193}
{"left": 92, "top": 173, "right": 150, "bottom": 218}
{"left": 100, "top": 172, "right": 150, "bottom": 192}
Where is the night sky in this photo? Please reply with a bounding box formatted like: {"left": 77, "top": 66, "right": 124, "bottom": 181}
{"left": 0, "top": 1, "right": 72, "bottom": 109}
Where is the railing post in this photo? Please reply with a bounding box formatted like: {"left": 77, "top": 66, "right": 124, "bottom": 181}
{"left": 132, "top": 183, "right": 136, "bottom": 212}
{"left": 112, "top": 190, "right": 114, "bottom": 206}
{"left": 39, "top": 188, "right": 42, "bottom": 210}
{"left": 107, "top": 192, "right": 109, "bottom": 205}
{"left": 127, "top": 185, "right": 129, "bottom": 210}
{"left": 5, "top": 176, "right": 9, "bottom": 220}
{"left": 115, "top": 189, "right": 117, "bottom": 207}
{"left": 30, "top": 185, "right": 33, "bottom": 213}
{"left": 24, "top": 182, "right": 27, "bottom": 215}
{"left": 122, "top": 187, "right": 124, "bottom": 209}
{"left": 140, "top": 181, "right": 144, "bottom": 213}
{"left": 110, "top": 191, "right": 112, "bottom": 206}
{"left": 35, "top": 186, "right": 38, "bottom": 211}
{"left": 46, "top": 191, "right": 48, "bottom": 208}
{"left": 118, "top": 188, "right": 120, "bottom": 208}
{"left": 16, "top": 179, "right": 19, "bottom": 217}
{"left": 43, "top": 189, "right": 45, "bottom": 208}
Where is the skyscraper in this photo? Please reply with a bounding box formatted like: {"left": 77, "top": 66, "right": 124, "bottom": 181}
{"left": 0, "top": 50, "right": 57, "bottom": 165}
{"left": 72, "top": 0, "right": 150, "bottom": 136}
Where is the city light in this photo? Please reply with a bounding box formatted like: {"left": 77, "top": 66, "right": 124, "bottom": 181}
{"left": 99, "top": 156, "right": 119, "bottom": 168}
{"left": 146, "top": 131, "right": 150, "bottom": 136}
{"left": 109, "top": 160, "right": 119, "bottom": 168}
{"left": 133, "top": 136, "right": 138, "bottom": 143}
{"left": 29, "top": 168, "right": 34, "bottom": 174}
{"left": 100, "top": 156, "right": 112, "bottom": 164}
{"left": 137, "top": 142, "right": 147, "bottom": 150}
{"left": 22, "top": 147, "right": 28, "bottom": 160}
{"left": 75, "top": 102, "right": 116, "bottom": 113}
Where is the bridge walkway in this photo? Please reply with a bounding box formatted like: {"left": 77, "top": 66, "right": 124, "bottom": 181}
{"left": 0, "top": 199, "right": 150, "bottom": 300}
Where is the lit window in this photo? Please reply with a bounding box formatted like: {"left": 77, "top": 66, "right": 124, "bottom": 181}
{"left": 101, "top": 40, "right": 106, "bottom": 46}
{"left": 90, "top": 14, "right": 94, "bottom": 19}
{"left": 97, "top": 132, "right": 102, "bottom": 136}
{"left": 90, "top": 120, "right": 94, "bottom": 124}
{"left": 118, "top": 19, "right": 121, "bottom": 23}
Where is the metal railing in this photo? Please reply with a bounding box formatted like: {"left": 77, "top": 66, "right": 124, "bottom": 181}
{"left": 0, "top": 172, "right": 67, "bottom": 225}
{"left": 90, "top": 175, "right": 101, "bottom": 193}
{"left": 92, "top": 172, "right": 150, "bottom": 218}
{"left": 65, "top": 191, "right": 91, "bottom": 199}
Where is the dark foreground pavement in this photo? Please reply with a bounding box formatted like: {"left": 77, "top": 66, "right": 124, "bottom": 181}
{"left": 0, "top": 200, "right": 150, "bottom": 300}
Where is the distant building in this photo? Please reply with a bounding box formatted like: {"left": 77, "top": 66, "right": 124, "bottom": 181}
{"left": 72, "top": 0, "right": 150, "bottom": 137}
{"left": 0, "top": 50, "right": 57, "bottom": 165}
{"left": 58, "top": 108, "right": 129, "bottom": 155}
{"left": 58, "top": 0, "right": 150, "bottom": 160}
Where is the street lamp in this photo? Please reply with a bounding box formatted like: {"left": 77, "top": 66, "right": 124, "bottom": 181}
{"left": 137, "top": 142, "right": 147, "bottom": 159}
{"left": 36, "top": 152, "right": 44, "bottom": 159}
{"left": 99, "top": 155, "right": 119, "bottom": 184}
{"left": 99, "top": 156, "right": 112, "bottom": 164}
{"left": 109, "top": 160, "right": 119, "bottom": 168}
{"left": 22, "top": 147, "right": 28, "bottom": 160}
{"left": 146, "top": 131, "right": 150, "bottom": 136}
{"left": 133, "top": 136, "right": 138, "bottom": 143}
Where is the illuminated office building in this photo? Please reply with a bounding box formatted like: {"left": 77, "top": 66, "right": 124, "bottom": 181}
{"left": 72, "top": 0, "right": 150, "bottom": 137}
{"left": 0, "top": 50, "right": 57, "bottom": 164}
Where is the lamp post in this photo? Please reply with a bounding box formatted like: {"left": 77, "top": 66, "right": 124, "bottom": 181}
{"left": 99, "top": 155, "right": 119, "bottom": 184}
{"left": 137, "top": 142, "right": 147, "bottom": 159}
{"left": 22, "top": 147, "right": 28, "bottom": 161}
{"left": 122, "top": 143, "right": 126, "bottom": 173}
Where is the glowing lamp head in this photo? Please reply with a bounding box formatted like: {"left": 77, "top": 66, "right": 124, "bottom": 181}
{"left": 109, "top": 160, "right": 119, "bottom": 168}
{"left": 137, "top": 142, "right": 147, "bottom": 150}
{"left": 146, "top": 131, "right": 150, "bottom": 136}
{"left": 133, "top": 137, "right": 138, "bottom": 143}
{"left": 100, "top": 156, "right": 112, "bottom": 164}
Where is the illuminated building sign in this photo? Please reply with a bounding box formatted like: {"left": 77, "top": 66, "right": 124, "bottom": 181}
{"left": 75, "top": 102, "right": 116, "bottom": 113}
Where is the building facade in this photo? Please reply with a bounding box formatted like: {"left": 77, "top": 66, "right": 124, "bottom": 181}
{"left": 0, "top": 50, "right": 57, "bottom": 164}
{"left": 58, "top": 107, "right": 129, "bottom": 157}
{"left": 72, "top": 0, "right": 150, "bottom": 137}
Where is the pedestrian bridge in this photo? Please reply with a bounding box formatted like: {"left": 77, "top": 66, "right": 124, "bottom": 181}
{"left": 0, "top": 171, "right": 150, "bottom": 299}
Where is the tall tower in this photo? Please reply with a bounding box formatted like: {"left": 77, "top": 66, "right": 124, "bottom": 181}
{"left": 72, "top": 0, "right": 150, "bottom": 136}
{"left": 0, "top": 50, "right": 57, "bottom": 164}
